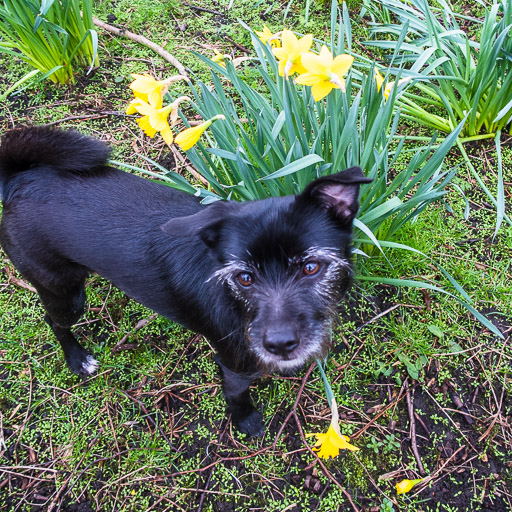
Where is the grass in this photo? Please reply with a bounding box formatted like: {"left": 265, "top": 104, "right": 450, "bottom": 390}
{"left": 0, "top": 0, "right": 511, "bottom": 511}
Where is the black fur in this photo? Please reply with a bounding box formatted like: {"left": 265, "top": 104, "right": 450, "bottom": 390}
{"left": 0, "top": 126, "right": 372, "bottom": 436}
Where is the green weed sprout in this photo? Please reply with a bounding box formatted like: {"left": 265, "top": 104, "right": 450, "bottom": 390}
{"left": 0, "top": 0, "right": 99, "bottom": 85}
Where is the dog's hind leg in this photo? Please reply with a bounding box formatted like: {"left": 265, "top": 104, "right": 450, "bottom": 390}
{"left": 35, "top": 280, "right": 98, "bottom": 378}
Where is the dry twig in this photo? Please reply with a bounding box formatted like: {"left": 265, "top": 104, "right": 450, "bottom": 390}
{"left": 92, "top": 17, "right": 188, "bottom": 76}
{"left": 405, "top": 380, "right": 426, "bottom": 475}
{"left": 111, "top": 313, "right": 158, "bottom": 352}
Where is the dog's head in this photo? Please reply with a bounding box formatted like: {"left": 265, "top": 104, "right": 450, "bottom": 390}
{"left": 163, "top": 167, "right": 372, "bottom": 373}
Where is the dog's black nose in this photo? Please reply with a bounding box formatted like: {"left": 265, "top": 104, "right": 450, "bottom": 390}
{"left": 263, "top": 327, "right": 299, "bottom": 356}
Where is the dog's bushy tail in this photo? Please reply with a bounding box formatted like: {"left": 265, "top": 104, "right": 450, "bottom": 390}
{"left": 0, "top": 126, "right": 111, "bottom": 186}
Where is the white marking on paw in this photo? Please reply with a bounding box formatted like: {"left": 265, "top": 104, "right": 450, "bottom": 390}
{"left": 82, "top": 355, "right": 99, "bottom": 375}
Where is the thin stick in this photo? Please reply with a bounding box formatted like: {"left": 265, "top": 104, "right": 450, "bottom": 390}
{"left": 183, "top": 3, "right": 223, "bottom": 15}
{"left": 352, "top": 391, "right": 407, "bottom": 440}
{"left": 120, "top": 390, "right": 177, "bottom": 453}
{"left": 111, "top": 313, "right": 158, "bottom": 352}
{"left": 272, "top": 362, "right": 316, "bottom": 449}
{"left": 405, "top": 380, "right": 426, "bottom": 475}
{"left": 92, "top": 17, "right": 188, "bottom": 76}
{"left": 3, "top": 266, "right": 37, "bottom": 293}
{"left": 351, "top": 304, "right": 407, "bottom": 335}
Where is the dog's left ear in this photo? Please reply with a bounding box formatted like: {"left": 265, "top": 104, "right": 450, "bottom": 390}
{"left": 300, "top": 166, "right": 373, "bottom": 225}
{"left": 161, "top": 201, "right": 234, "bottom": 247}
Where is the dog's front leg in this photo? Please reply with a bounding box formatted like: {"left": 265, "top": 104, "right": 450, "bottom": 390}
{"left": 215, "top": 356, "right": 264, "bottom": 437}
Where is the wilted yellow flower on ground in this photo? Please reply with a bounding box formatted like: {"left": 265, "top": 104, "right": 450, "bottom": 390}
{"left": 255, "top": 25, "right": 279, "bottom": 47}
{"left": 306, "top": 398, "right": 359, "bottom": 459}
{"left": 296, "top": 46, "right": 354, "bottom": 101}
{"left": 272, "top": 29, "right": 313, "bottom": 78}
{"left": 396, "top": 478, "right": 424, "bottom": 494}
{"left": 175, "top": 114, "right": 226, "bottom": 151}
{"left": 129, "top": 73, "right": 188, "bottom": 106}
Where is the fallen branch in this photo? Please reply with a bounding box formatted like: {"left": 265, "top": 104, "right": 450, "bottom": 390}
{"left": 92, "top": 17, "right": 188, "bottom": 77}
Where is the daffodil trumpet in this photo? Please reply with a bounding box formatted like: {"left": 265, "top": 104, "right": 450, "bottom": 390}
{"left": 175, "top": 114, "right": 226, "bottom": 151}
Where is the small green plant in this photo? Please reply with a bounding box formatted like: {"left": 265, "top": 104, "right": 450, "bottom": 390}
{"left": 379, "top": 498, "right": 396, "bottom": 512}
{"left": 382, "top": 433, "right": 400, "bottom": 454}
{"left": 366, "top": 436, "right": 383, "bottom": 453}
{"left": 363, "top": 0, "right": 512, "bottom": 235}
{"left": 0, "top": 0, "right": 99, "bottom": 84}
{"left": 365, "top": 0, "right": 512, "bottom": 138}
{"left": 365, "top": 433, "right": 400, "bottom": 454}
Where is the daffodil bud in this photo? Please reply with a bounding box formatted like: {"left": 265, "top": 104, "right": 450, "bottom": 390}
{"left": 396, "top": 478, "right": 424, "bottom": 494}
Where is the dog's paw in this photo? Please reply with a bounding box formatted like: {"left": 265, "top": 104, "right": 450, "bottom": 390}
{"left": 66, "top": 352, "right": 99, "bottom": 378}
{"left": 234, "top": 410, "right": 265, "bottom": 437}
{"left": 81, "top": 354, "right": 99, "bottom": 376}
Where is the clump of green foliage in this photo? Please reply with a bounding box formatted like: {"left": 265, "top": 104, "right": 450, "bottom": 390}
{"left": 0, "top": 0, "right": 99, "bottom": 84}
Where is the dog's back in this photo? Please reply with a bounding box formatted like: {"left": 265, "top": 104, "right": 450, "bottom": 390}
{"left": 0, "top": 127, "right": 111, "bottom": 201}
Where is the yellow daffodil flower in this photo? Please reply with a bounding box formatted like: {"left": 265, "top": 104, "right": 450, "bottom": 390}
{"left": 374, "top": 70, "right": 411, "bottom": 100}
{"left": 212, "top": 51, "right": 227, "bottom": 68}
{"left": 308, "top": 424, "right": 360, "bottom": 458}
{"left": 255, "top": 25, "right": 279, "bottom": 48}
{"left": 296, "top": 45, "right": 354, "bottom": 101}
{"left": 127, "top": 96, "right": 191, "bottom": 146}
{"left": 375, "top": 70, "right": 393, "bottom": 100}
{"left": 272, "top": 29, "right": 313, "bottom": 78}
{"left": 396, "top": 478, "right": 424, "bottom": 494}
{"left": 129, "top": 73, "right": 188, "bottom": 106}
{"left": 175, "top": 114, "right": 226, "bottom": 151}
{"left": 375, "top": 69, "right": 385, "bottom": 91}
{"left": 129, "top": 74, "right": 166, "bottom": 106}
{"left": 306, "top": 398, "right": 359, "bottom": 459}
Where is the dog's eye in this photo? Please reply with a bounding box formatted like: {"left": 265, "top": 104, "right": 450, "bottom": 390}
{"left": 303, "top": 261, "right": 321, "bottom": 276}
{"left": 237, "top": 272, "right": 253, "bottom": 287}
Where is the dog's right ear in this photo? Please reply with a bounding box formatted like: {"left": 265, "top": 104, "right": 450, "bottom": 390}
{"left": 300, "top": 166, "right": 373, "bottom": 226}
{"left": 161, "top": 201, "right": 233, "bottom": 248}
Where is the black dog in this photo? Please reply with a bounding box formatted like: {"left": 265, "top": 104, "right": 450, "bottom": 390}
{"left": 0, "top": 127, "right": 371, "bottom": 436}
